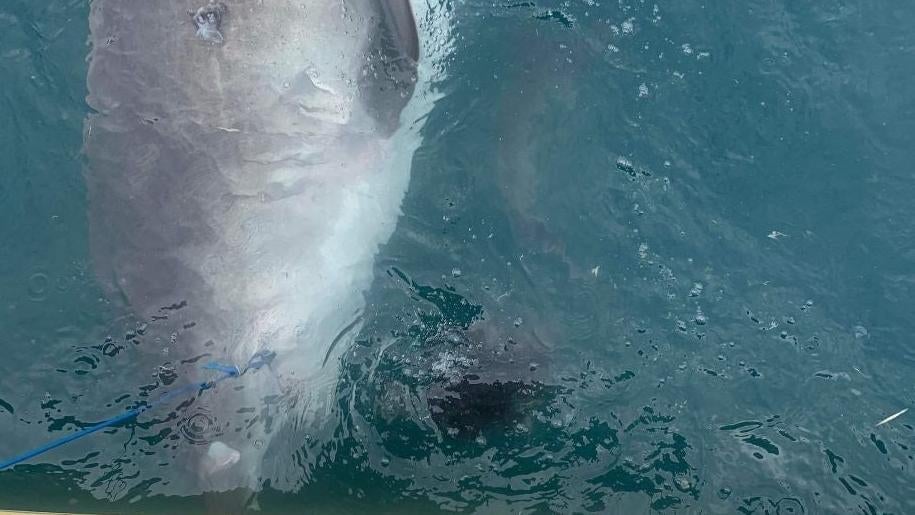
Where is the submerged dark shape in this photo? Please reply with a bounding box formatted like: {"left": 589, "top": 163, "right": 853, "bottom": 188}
{"left": 423, "top": 320, "right": 556, "bottom": 439}
{"left": 429, "top": 379, "right": 552, "bottom": 439}
{"left": 362, "top": 268, "right": 558, "bottom": 441}
{"left": 363, "top": 308, "right": 557, "bottom": 448}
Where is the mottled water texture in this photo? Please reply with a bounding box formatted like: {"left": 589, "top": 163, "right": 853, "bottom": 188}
{"left": 2, "top": 0, "right": 915, "bottom": 513}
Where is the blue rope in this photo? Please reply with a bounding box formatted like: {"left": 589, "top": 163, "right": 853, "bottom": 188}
{"left": 0, "top": 350, "right": 275, "bottom": 471}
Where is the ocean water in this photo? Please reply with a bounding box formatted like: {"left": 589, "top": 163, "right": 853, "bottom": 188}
{"left": 2, "top": 0, "right": 915, "bottom": 513}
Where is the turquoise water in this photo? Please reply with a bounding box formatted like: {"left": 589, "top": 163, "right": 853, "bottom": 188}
{"left": 3, "top": 0, "right": 915, "bottom": 513}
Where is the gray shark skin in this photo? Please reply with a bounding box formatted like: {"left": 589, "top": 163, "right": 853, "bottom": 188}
{"left": 85, "top": 0, "right": 427, "bottom": 497}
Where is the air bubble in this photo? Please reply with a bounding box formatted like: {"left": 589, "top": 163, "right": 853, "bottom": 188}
{"left": 27, "top": 272, "right": 49, "bottom": 301}
{"left": 179, "top": 410, "right": 220, "bottom": 445}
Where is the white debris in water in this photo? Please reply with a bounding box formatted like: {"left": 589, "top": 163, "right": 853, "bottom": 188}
{"left": 675, "top": 476, "right": 692, "bottom": 490}
{"left": 202, "top": 441, "right": 241, "bottom": 474}
{"left": 767, "top": 230, "right": 788, "bottom": 240}
{"left": 621, "top": 18, "right": 635, "bottom": 34}
{"left": 591, "top": 265, "right": 600, "bottom": 277}
{"left": 876, "top": 408, "right": 908, "bottom": 427}
{"left": 638, "top": 242, "right": 650, "bottom": 260}
{"left": 638, "top": 83, "right": 649, "bottom": 97}
{"left": 694, "top": 307, "right": 707, "bottom": 325}
{"left": 681, "top": 43, "right": 693, "bottom": 55}
{"left": 430, "top": 351, "right": 474, "bottom": 379}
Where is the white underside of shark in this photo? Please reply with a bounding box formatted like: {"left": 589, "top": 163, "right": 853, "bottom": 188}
{"left": 85, "top": 0, "right": 452, "bottom": 496}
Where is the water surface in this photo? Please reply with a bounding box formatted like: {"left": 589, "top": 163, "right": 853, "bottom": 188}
{"left": 2, "top": 0, "right": 915, "bottom": 513}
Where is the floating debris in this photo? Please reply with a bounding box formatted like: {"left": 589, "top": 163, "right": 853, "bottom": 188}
{"left": 616, "top": 157, "right": 651, "bottom": 177}
{"left": 876, "top": 408, "right": 908, "bottom": 427}
{"left": 675, "top": 476, "right": 692, "bottom": 491}
{"left": 767, "top": 230, "right": 788, "bottom": 240}
{"left": 616, "top": 157, "right": 637, "bottom": 177}
{"left": 638, "top": 83, "right": 649, "bottom": 98}
{"left": 694, "top": 307, "right": 707, "bottom": 325}
{"left": 638, "top": 242, "right": 650, "bottom": 259}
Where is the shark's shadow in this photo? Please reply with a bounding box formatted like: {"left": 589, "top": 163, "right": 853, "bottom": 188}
{"left": 338, "top": 268, "right": 562, "bottom": 461}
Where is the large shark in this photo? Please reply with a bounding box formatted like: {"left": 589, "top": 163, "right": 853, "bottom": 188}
{"left": 84, "top": 0, "right": 442, "bottom": 497}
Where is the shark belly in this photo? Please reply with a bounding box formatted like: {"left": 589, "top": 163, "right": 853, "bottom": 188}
{"left": 85, "top": 0, "right": 431, "bottom": 495}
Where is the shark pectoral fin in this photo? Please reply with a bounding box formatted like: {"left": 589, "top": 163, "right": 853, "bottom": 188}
{"left": 380, "top": 0, "right": 420, "bottom": 62}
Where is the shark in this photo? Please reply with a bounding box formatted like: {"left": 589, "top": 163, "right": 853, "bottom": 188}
{"left": 84, "top": 0, "right": 441, "bottom": 497}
